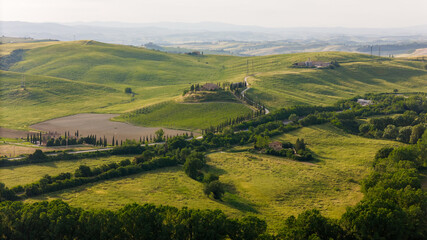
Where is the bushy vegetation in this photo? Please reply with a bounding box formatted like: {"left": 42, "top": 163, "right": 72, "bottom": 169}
{"left": 255, "top": 137, "right": 314, "bottom": 161}
{"left": 0, "top": 200, "right": 268, "bottom": 240}
{"left": 0, "top": 49, "right": 26, "bottom": 70}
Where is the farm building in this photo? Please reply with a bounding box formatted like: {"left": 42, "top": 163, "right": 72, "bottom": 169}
{"left": 186, "top": 51, "right": 201, "bottom": 56}
{"left": 268, "top": 141, "right": 283, "bottom": 151}
{"left": 201, "top": 83, "right": 220, "bottom": 91}
{"left": 293, "top": 58, "right": 332, "bottom": 68}
{"left": 357, "top": 99, "right": 373, "bottom": 106}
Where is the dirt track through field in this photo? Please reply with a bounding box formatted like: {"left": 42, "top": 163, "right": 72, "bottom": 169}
{"left": 30, "top": 113, "right": 192, "bottom": 142}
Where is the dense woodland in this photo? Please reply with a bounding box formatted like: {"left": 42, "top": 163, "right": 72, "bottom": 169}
{"left": 1, "top": 93, "right": 427, "bottom": 239}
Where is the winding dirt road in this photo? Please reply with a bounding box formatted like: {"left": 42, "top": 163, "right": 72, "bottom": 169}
{"left": 241, "top": 76, "right": 270, "bottom": 114}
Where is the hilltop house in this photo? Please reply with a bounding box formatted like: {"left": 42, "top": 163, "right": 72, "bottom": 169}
{"left": 201, "top": 83, "right": 220, "bottom": 91}
{"left": 293, "top": 58, "right": 332, "bottom": 68}
{"left": 186, "top": 51, "right": 201, "bottom": 56}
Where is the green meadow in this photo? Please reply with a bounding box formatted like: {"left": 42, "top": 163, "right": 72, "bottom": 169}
{"left": 114, "top": 101, "right": 253, "bottom": 130}
{"left": 0, "top": 155, "right": 131, "bottom": 187}
{"left": 0, "top": 70, "right": 127, "bottom": 130}
{"left": 23, "top": 124, "right": 402, "bottom": 231}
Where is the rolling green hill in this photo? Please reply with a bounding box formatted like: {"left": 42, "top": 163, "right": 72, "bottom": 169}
{"left": 245, "top": 60, "right": 427, "bottom": 109}
{"left": 1, "top": 40, "right": 427, "bottom": 130}
{"left": 9, "top": 40, "right": 237, "bottom": 85}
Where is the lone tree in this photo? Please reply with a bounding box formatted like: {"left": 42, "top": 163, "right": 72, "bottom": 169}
{"left": 125, "top": 87, "right": 132, "bottom": 94}
{"left": 289, "top": 114, "right": 299, "bottom": 124}
{"left": 155, "top": 129, "right": 164, "bottom": 142}
{"left": 393, "top": 89, "right": 399, "bottom": 94}
{"left": 204, "top": 180, "right": 225, "bottom": 200}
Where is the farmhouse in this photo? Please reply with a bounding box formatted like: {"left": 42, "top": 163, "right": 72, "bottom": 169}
{"left": 186, "top": 51, "right": 201, "bottom": 56}
{"left": 201, "top": 83, "right": 220, "bottom": 91}
{"left": 357, "top": 99, "right": 373, "bottom": 106}
{"left": 293, "top": 58, "right": 332, "bottom": 68}
{"left": 268, "top": 141, "right": 283, "bottom": 151}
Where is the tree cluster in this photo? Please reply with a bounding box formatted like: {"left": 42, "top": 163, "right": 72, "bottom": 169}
{"left": 256, "top": 137, "right": 314, "bottom": 161}
{"left": 358, "top": 111, "right": 426, "bottom": 143}
{"left": 0, "top": 200, "right": 268, "bottom": 240}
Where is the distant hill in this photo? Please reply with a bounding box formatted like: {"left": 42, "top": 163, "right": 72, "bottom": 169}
{"left": 0, "top": 36, "right": 58, "bottom": 44}
{"left": 165, "top": 40, "right": 427, "bottom": 56}
{"left": 2, "top": 21, "right": 427, "bottom": 46}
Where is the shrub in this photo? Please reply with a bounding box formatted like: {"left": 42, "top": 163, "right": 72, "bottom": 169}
{"left": 204, "top": 173, "right": 219, "bottom": 183}
{"left": 74, "top": 165, "right": 92, "bottom": 178}
{"left": 28, "top": 149, "right": 47, "bottom": 163}
{"left": 204, "top": 180, "right": 225, "bottom": 199}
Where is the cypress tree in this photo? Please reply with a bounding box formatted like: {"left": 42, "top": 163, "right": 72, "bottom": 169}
{"left": 112, "top": 136, "right": 115, "bottom": 146}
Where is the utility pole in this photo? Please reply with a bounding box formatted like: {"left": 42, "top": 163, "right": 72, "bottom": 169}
{"left": 370, "top": 45, "right": 373, "bottom": 59}
{"left": 21, "top": 74, "right": 25, "bottom": 89}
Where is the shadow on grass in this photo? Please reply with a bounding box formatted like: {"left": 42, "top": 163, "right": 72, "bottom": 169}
{"left": 221, "top": 192, "right": 259, "bottom": 213}
{"left": 304, "top": 154, "right": 322, "bottom": 164}
{"left": 206, "top": 164, "right": 228, "bottom": 175}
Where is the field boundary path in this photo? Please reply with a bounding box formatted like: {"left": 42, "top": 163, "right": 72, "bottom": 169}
{"left": 240, "top": 76, "right": 270, "bottom": 114}
{"left": 5, "top": 140, "right": 191, "bottom": 161}
{"left": 6, "top": 148, "right": 113, "bottom": 161}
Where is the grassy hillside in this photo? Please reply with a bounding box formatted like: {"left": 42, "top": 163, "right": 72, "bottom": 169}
{"left": 1, "top": 41, "right": 426, "bottom": 130}
{"left": 0, "top": 41, "right": 62, "bottom": 57}
{"left": 9, "top": 40, "right": 237, "bottom": 85}
{"left": 115, "top": 101, "right": 253, "bottom": 130}
{"left": 245, "top": 60, "right": 427, "bottom": 109}
{"left": 24, "top": 124, "right": 402, "bottom": 231}
{"left": 0, "top": 70, "right": 127, "bottom": 129}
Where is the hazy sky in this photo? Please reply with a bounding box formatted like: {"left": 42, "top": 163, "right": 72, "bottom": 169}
{"left": 1, "top": 0, "right": 426, "bottom": 28}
